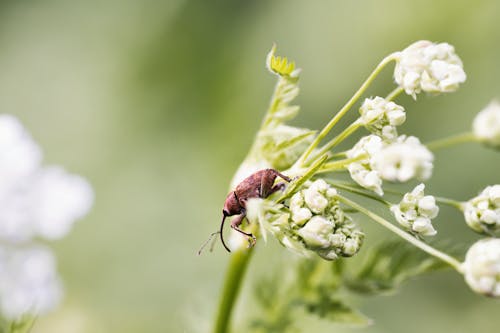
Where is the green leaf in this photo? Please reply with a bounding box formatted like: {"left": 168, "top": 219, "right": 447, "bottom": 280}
{"left": 302, "top": 293, "right": 372, "bottom": 326}
{"left": 345, "top": 240, "right": 449, "bottom": 294}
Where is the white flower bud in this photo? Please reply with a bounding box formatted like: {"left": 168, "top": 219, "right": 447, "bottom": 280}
{"left": 463, "top": 185, "right": 500, "bottom": 234}
{"left": 298, "top": 216, "right": 335, "bottom": 248}
{"left": 394, "top": 40, "right": 466, "bottom": 98}
{"left": 391, "top": 184, "right": 439, "bottom": 236}
{"left": 373, "top": 135, "right": 434, "bottom": 182}
{"left": 304, "top": 187, "right": 329, "bottom": 214}
{"left": 359, "top": 97, "right": 406, "bottom": 141}
{"left": 473, "top": 100, "right": 500, "bottom": 148}
{"left": 462, "top": 238, "right": 500, "bottom": 297}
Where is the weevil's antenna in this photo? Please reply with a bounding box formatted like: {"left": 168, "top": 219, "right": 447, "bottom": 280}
{"left": 197, "top": 231, "right": 219, "bottom": 255}
{"left": 197, "top": 213, "right": 231, "bottom": 255}
{"left": 219, "top": 214, "right": 231, "bottom": 252}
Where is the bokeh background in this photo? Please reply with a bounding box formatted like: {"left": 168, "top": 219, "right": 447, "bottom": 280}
{"left": 1, "top": 0, "right": 499, "bottom": 332}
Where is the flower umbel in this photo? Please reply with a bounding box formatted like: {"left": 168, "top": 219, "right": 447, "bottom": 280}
{"left": 463, "top": 185, "right": 500, "bottom": 235}
{"left": 462, "top": 238, "right": 500, "bottom": 297}
{"left": 391, "top": 184, "right": 439, "bottom": 236}
{"left": 394, "top": 40, "right": 466, "bottom": 98}
{"left": 373, "top": 135, "right": 434, "bottom": 183}
{"left": 359, "top": 96, "right": 406, "bottom": 141}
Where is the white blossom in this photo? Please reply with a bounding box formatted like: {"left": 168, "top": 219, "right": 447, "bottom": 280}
{"left": 462, "top": 238, "right": 500, "bottom": 297}
{"left": 463, "top": 185, "right": 500, "bottom": 234}
{"left": 473, "top": 100, "right": 500, "bottom": 148}
{"left": 0, "top": 114, "right": 93, "bottom": 321}
{"left": 391, "top": 184, "right": 439, "bottom": 236}
{"left": 346, "top": 135, "right": 384, "bottom": 195}
{"left": 0, "top": 245, "right": 63, "bottom": 319}
{"left": 394, "top": 40, "right": 466, "bottom": 98}
{"left": 359, "top": 97, "right": 406, "bottom": 141}
{"left": 373, "top": 135, "right": 434, "bottom": 182}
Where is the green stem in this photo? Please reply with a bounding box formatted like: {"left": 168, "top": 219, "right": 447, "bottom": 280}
{"left": 213, "top": 248, "right": 254, "bottom": 333}
{"left": 296, "top": 53, "right": 398, "bottom": 166}
{"left": 434, "top": 196, "right": 464, "bottom": 210}
{"left": 327, "top": 181, "right": 390, "bottom": 206}
{"left": 386, "top": 86, "right": 404, "bottom": 101}
{"left": 337, "top": 195, "right": 464, "bottom": 273}
{"left": 307, "top": 120, "right": 362, "bottom": 165}
{"left": 425, "top": 132, "right": 476, "bottom": 151}
{"left": 318, "top": 154, "right": 367, "bottom": 173}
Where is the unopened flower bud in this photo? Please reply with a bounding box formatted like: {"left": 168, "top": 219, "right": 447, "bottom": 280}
{"left": 462, "top": 238, "right": 500, "bottom": 297}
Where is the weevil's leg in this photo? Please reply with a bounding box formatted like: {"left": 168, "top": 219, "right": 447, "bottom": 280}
{"left": 230, "top": 214, "right": 257, "bottom": 247}
{"left": 272, "top": 170, "right": 291, "bottom": 182}
{"left": 267, "top": 182, "right": 287, "bottom": 196}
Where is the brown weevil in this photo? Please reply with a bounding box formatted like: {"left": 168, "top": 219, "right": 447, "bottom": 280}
{"left": 199, "top": 169, "right": 291, "bottom": 254}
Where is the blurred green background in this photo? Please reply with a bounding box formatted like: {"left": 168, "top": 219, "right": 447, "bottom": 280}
{"left": 0, "top": 0, "right": 499, "bottom": 332}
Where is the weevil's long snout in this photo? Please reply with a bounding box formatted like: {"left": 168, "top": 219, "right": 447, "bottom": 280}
{"left": 220, "top": 212, "right": 231, "bottom": 252}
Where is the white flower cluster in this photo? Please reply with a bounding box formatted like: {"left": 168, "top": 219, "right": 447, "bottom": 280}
{"left": 463, "top": 185, "right": 500, "bottom": 234}
{"left": 391, "top": 184, "right": 439, "bottom": 236}
{"left": 359, "top": 97, "right": 406, "bottom": 141}
{"left": 394, "top": 40, "right": 466, "bottom": 98}
{"left": 289, "top": 180, "right": 364, "bottom": 260}
{"left": 373, "top": 135, "right": 434, "bottom": 183}
{"left": 347, "top": 135, "right": 434, "bottom": 195}
{"left": 0, "top": 115, "right": 93, "bottom": 319}
{"left": 473, "top": 100, "right": 500, "bottom": 149}
{"left": 462, "top": 238, "right": 500, "bottom": 297}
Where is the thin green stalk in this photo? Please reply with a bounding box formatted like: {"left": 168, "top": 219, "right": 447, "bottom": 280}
{"left": 213, "top": 248, "right": 254, "bottom": 333}
{"left": 327, "top": 181, "right": 391, "bottom": 206}
{"left": 386, "top": 86, "right": 404, "bottom": 101}
{"left": 307, "top": 120, "right": 362, "bottom": 165}
{"left": 435, "top": 196, "right": 464, "bottom": 210}
{"left": 295, "top": 53, "right": 398, "bottom": 166}
{"left": 337, "top": 195, "right": 463, "bottom": 272}
{"left": 426, "top": 132, "right": 476, "bottom": 151}
{"left": 317, "top": 154, "right": 367, "bottom": 173}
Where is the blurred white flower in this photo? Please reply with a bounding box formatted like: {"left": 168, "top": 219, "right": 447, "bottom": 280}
{"left": 346, "top": 135, "right": 384, "bottom": 195}
{"left": 359, "top": 97, "right": 406, "bottom": 141}
{"left": 473, "top": 100, "right": 500, "bottom": 148}
{"left": 0, "top": 115, "right": 42, "bottom": 198}
{"left": 0, "top": 114, "right": 93, "bottom": 321}
{"left": 373, "top": 135, "right": 434, "bottom": 182}
{"left": 394, "top": 40, "right": 466, "bottom": 98}
{"left": 0, "top": 245, "right": 63, "bottom": 319}
{"left": 391, "top": 184, "right": 439, "bottom": 236}
{"left": 462, "top": 238, "right": 500, "bottom": 297}
{"left": 463, "top": 185, "right": 500, "bottom": 234}
{"left": 31, "top": 167, "right": 94, "bottom": 240}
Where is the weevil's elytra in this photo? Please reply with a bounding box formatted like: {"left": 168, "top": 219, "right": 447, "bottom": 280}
{"left": 218, "top": 169, "right": 291, "bottom": 252}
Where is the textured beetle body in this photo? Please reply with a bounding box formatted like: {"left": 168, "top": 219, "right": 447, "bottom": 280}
{"left": 220, "top": 169, "right": 291, "bottom": 252}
